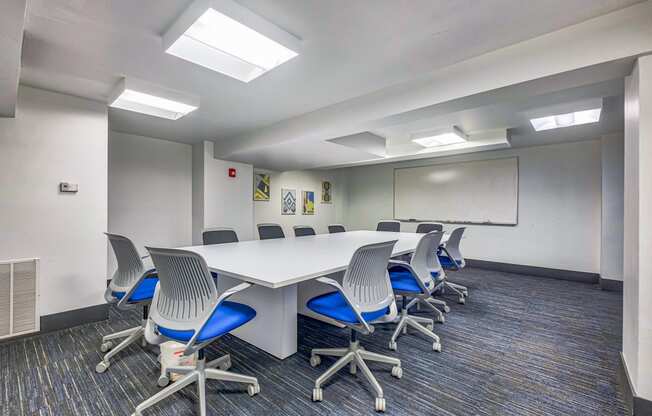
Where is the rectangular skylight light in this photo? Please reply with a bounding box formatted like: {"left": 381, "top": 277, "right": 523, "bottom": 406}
{"left": 108, "top": 79, "right": 199, "bottom": 120}
{"left": 164, "top": 0, "right": 300, "bottom": 83}
{"left": 530, "top": 108, "right": 601, "bottom": 131}
{"left": 412, "top": 127, "right": 468, "bottom": 148}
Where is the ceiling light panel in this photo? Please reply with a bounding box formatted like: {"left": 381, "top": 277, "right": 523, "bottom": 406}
{"left": 530, "top": 108, "right": 601, "bottom": 131}
{"left": 108, "top": 79, "right": 199, "bottom": 120}
{"left": 412, "top": 127, "right": 468, "bottom": 148}
{"left": 164, "top": 0, "right": 301, "bottom": 83}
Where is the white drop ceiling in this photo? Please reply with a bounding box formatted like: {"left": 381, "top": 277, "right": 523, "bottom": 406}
{"left": 9, "top": 0, "right": 648, "bottom": 170}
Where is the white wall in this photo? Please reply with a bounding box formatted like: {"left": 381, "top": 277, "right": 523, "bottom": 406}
{"left": 108, "top": 131, "right": 192, "bottom": 275}
{"left": 600, "top": 133, "right": 624, "bottom": 281}
{"left": 0, "top": 86, "right": 107, "bottom": 315}
{"left": 254, "top": 170, "right": 346, "bottom": 237}
{"left": 193, "top": 141, "right": 254, "bottom": 244}
{"left": 340, "top": 140, "right": 602, "bottom": 273}
{"left": 623, "top": 55, "right": 652, "bottom": 401}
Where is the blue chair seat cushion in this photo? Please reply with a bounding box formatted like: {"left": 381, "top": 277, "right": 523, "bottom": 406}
{"left": 438, "top": 255, "right": 461, "bottom": 269}
{"left": 389, "top": 266, "right": 441, "bottom": 293}
{"left": 158, "top": 301, "right": 256, "bottom": 343}
{"left": 112, "top": 275, "right": 158, "bottom": 303}
{"left": 307, "top": 291, "right": 389, "bottom": 324}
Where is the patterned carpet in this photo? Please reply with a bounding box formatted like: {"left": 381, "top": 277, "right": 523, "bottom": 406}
{"left": 0, "top": 268, "right": 626, "bottom": 416}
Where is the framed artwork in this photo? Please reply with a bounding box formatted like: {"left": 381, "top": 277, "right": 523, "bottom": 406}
{"left": 253, "top": 172, "right": 270, "bottom": 201}
{"left": 281, "top": 188, "right": 296, "bottom": 215}
{"left": 321, "top": 181, "right": 332, "bottom": 203}
{"left": 302, "top": 190, "right": 315, "bottom": 215}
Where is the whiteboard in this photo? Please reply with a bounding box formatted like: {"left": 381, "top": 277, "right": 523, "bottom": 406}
{"left": 393, "top": 157, "right": 518, "bottom": 225}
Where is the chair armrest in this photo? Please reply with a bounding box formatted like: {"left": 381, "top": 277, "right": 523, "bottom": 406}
{"left": 316, "top": 277, "right": 373, "bottom": 334}
{"left": 183, "top": 282, "right": 253, "bottom": 355}
{"left": 388, "top": 259, "right": 410, "bottom": 268}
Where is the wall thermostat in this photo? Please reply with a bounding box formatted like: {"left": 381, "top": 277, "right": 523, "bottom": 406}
{"left": 59, "top": 182, "right": 79, "bottom": 193}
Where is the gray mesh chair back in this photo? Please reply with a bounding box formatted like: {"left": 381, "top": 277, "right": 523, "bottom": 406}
{"left": 342, "top": 240, "right": 397, "bottom": 314}
{"left": 202, "top": 228, "right": 239, "bottom": 245}
{"left": 147, "top": 247, "right": 219, "bottom": 335}
{"left": 328, "top": 224, "right": 346, "bottom": 233}
{"left": 106, "top": 233, "right": 147, "bottom": 292}
{"left": 376, "top": 220, "right": 400, "bottom": 232}
{"left": 410, "top": 231, "right": 445, "bottom": 287}
{"left": 416, "top": 222, "right": 443, "bottom": 233}
{"left": 445, "top": 227, "right": 466, "bottom": 267}
{"left": 294, "top": 225, "right": 316, "bottom": 237}
{"left": 257, "top": 223, "right": 285, "bottom": 240}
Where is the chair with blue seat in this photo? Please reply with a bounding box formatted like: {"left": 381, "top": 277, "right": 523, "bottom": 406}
{"left": 307, "top": 240, "right": 402, "bottom": 413}
{"left": 133, "top": 247, "right": 259, "bottom": 416}
{"left": 387, "top": 231, "right": 446, "bottom": 352}
{"left": 202, "top": 227, "right": 238, "bottom": 245}
{"left": 293, "top": 225, "right": 316, "bottom": 237}
{"left": 415, "top": 222, "right": 443, "bottom": 233}
{"left": 257, "top": 223, "right": 285, "bottom": 240}
{"left": 96, "top": 233, "right": 159, "bottom": 374}
{"left": 376, "top": 220, "right": 401, "bottom": 232}
{"left": 328, "top": 224, "right": 346, "bottom": 233}
{"left": 437, "top": 227, "right": 469, "bottom": 303}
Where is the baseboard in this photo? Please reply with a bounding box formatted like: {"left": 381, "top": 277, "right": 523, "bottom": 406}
{"left": 465, "top": 259, "right": 599, "bottom": 284}
{"left": 618, "top": 352, "right": 652, "bottom": 415}
{"left": 600, "top": 276, "right": 624, "bottom": 292}
{"left": 40, "top": 303, "right": 109, "bottom": 333}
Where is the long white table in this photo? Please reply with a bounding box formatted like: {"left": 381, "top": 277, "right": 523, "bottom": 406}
{"left": 182, "top": 231, "right": 428, "bottom": 359}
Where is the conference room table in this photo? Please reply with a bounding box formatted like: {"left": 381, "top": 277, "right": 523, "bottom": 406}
{"left": 181, "top": 230, "right": 447, "bottom": 359}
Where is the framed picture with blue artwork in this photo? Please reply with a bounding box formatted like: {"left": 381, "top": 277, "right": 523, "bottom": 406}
{"left": 281, "top": 188, "right": 296, "bottom": 215}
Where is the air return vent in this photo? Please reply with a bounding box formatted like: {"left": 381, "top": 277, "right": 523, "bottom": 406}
{"left": 0, "top": 259, "right": 39, "bottom": 339}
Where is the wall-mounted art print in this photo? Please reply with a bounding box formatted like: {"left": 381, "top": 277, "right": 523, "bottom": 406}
{"left": 253, "top": 172, "right": 270, "bottom": 201}
{"left": 281, "top": 188, "right": 296, "bottom": 215}
{"left": 321, "top": 181, "right": 332, "bottom": 203}
{"left": 302, "top": 190, "right": 315, "bottom": 215}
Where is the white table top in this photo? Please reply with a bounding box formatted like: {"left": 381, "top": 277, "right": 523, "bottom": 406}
{"left": 181, "top": 231, "right": 427, "bottom": 289}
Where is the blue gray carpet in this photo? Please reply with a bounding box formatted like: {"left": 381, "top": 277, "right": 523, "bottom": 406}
{"left": 0, "top": 268, "right": 626, "bottom": 415}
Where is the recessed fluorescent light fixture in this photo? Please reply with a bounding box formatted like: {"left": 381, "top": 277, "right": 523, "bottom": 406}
{"left": 108, "top": 78, "right": 199, "bottom": 120}
{"left": 530, "top": 108, "right": 601, "bottom": 131}
{"left": 163, "top": 0, "right": 301, "bottom": 83}
{"left": 412, "top": 127, "right": 468, "bottom": 148}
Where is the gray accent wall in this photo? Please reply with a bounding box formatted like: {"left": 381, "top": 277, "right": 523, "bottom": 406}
{"left": 339, "top": 140, "right": 603, "bottom": 274}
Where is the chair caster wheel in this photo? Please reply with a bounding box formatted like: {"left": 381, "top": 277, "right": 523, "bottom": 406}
{"left": 402, "top": 326, "right": 407, "bottom": 335}
{"left": 157, "top": 375, "right": 170, "bottom": 387}
{"left": 375, "top": 397, "right": 386, "bottom": 412}
{"left": 247, "top": 383, "right": 260, "bottom": 397}
{"left": 350, "top": 364, "right": 357, "bottom": 375}
{"left": 95, "top": 361, "right": 109, "bottom": 373}
{"left": 312, "top": 388, "right": 323, "bottom": 402}
{"left": 391, "top": 366, "right": 402, "bottom": 379}
{"left": 310, "top": 355, "right": 321, "bottom": 367}
{"left": 458, "top": 297, "right": 466, "bottom": 304}
{"left": 100, "top": 342, "right": 113, "bottom": 353}
{"left": 443, "top": 305, "right": 451, "bottom": 313}
{"left": 218, "top": 357, "right": 232, "bottom": 371}
{"left": 433, "top": 342, "right": 442, "bottom": 352}
{"left": 426, "top": 323, "right": 434, "bottom": 331}
{"left": 436, "top": 316, "right": 445, "bottom": 324}
{"left": 388, "top": 341, "right": 397, "bottom": 351}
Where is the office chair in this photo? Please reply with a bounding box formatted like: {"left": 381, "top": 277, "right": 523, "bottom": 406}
{"left": 134, "top": 247, "right": 259, "bottom": 416}
{"left": 96, "top": 233, "right": 159, "bottom": 374}
{"left": 257, "top": 223, "right": 285, "bottom": 240}
{"left": 376, "top": 220, "right": 401, "bottom": 232}
{"left": 294, "top": 225, "right": 316, "bottom": 237}
{"left": 437, "top": 226, "right": 469, "bottom": 303}
{"left": 202, "top": 228, "right": 238, "bottom": 280}
{"left": 202, "top": 228, "right": 238, "bottom": 245}
{"left": 387, "top": 231, "right": 446, "bottom": 351}
{"left": 415, "top": 222, "right": 443, "bottom": 233}
{"left": 307, "top": 240, "right": 402, "bottom": 412}
{"left": 328, "top": 224, "right": 346, "bottom": 233}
